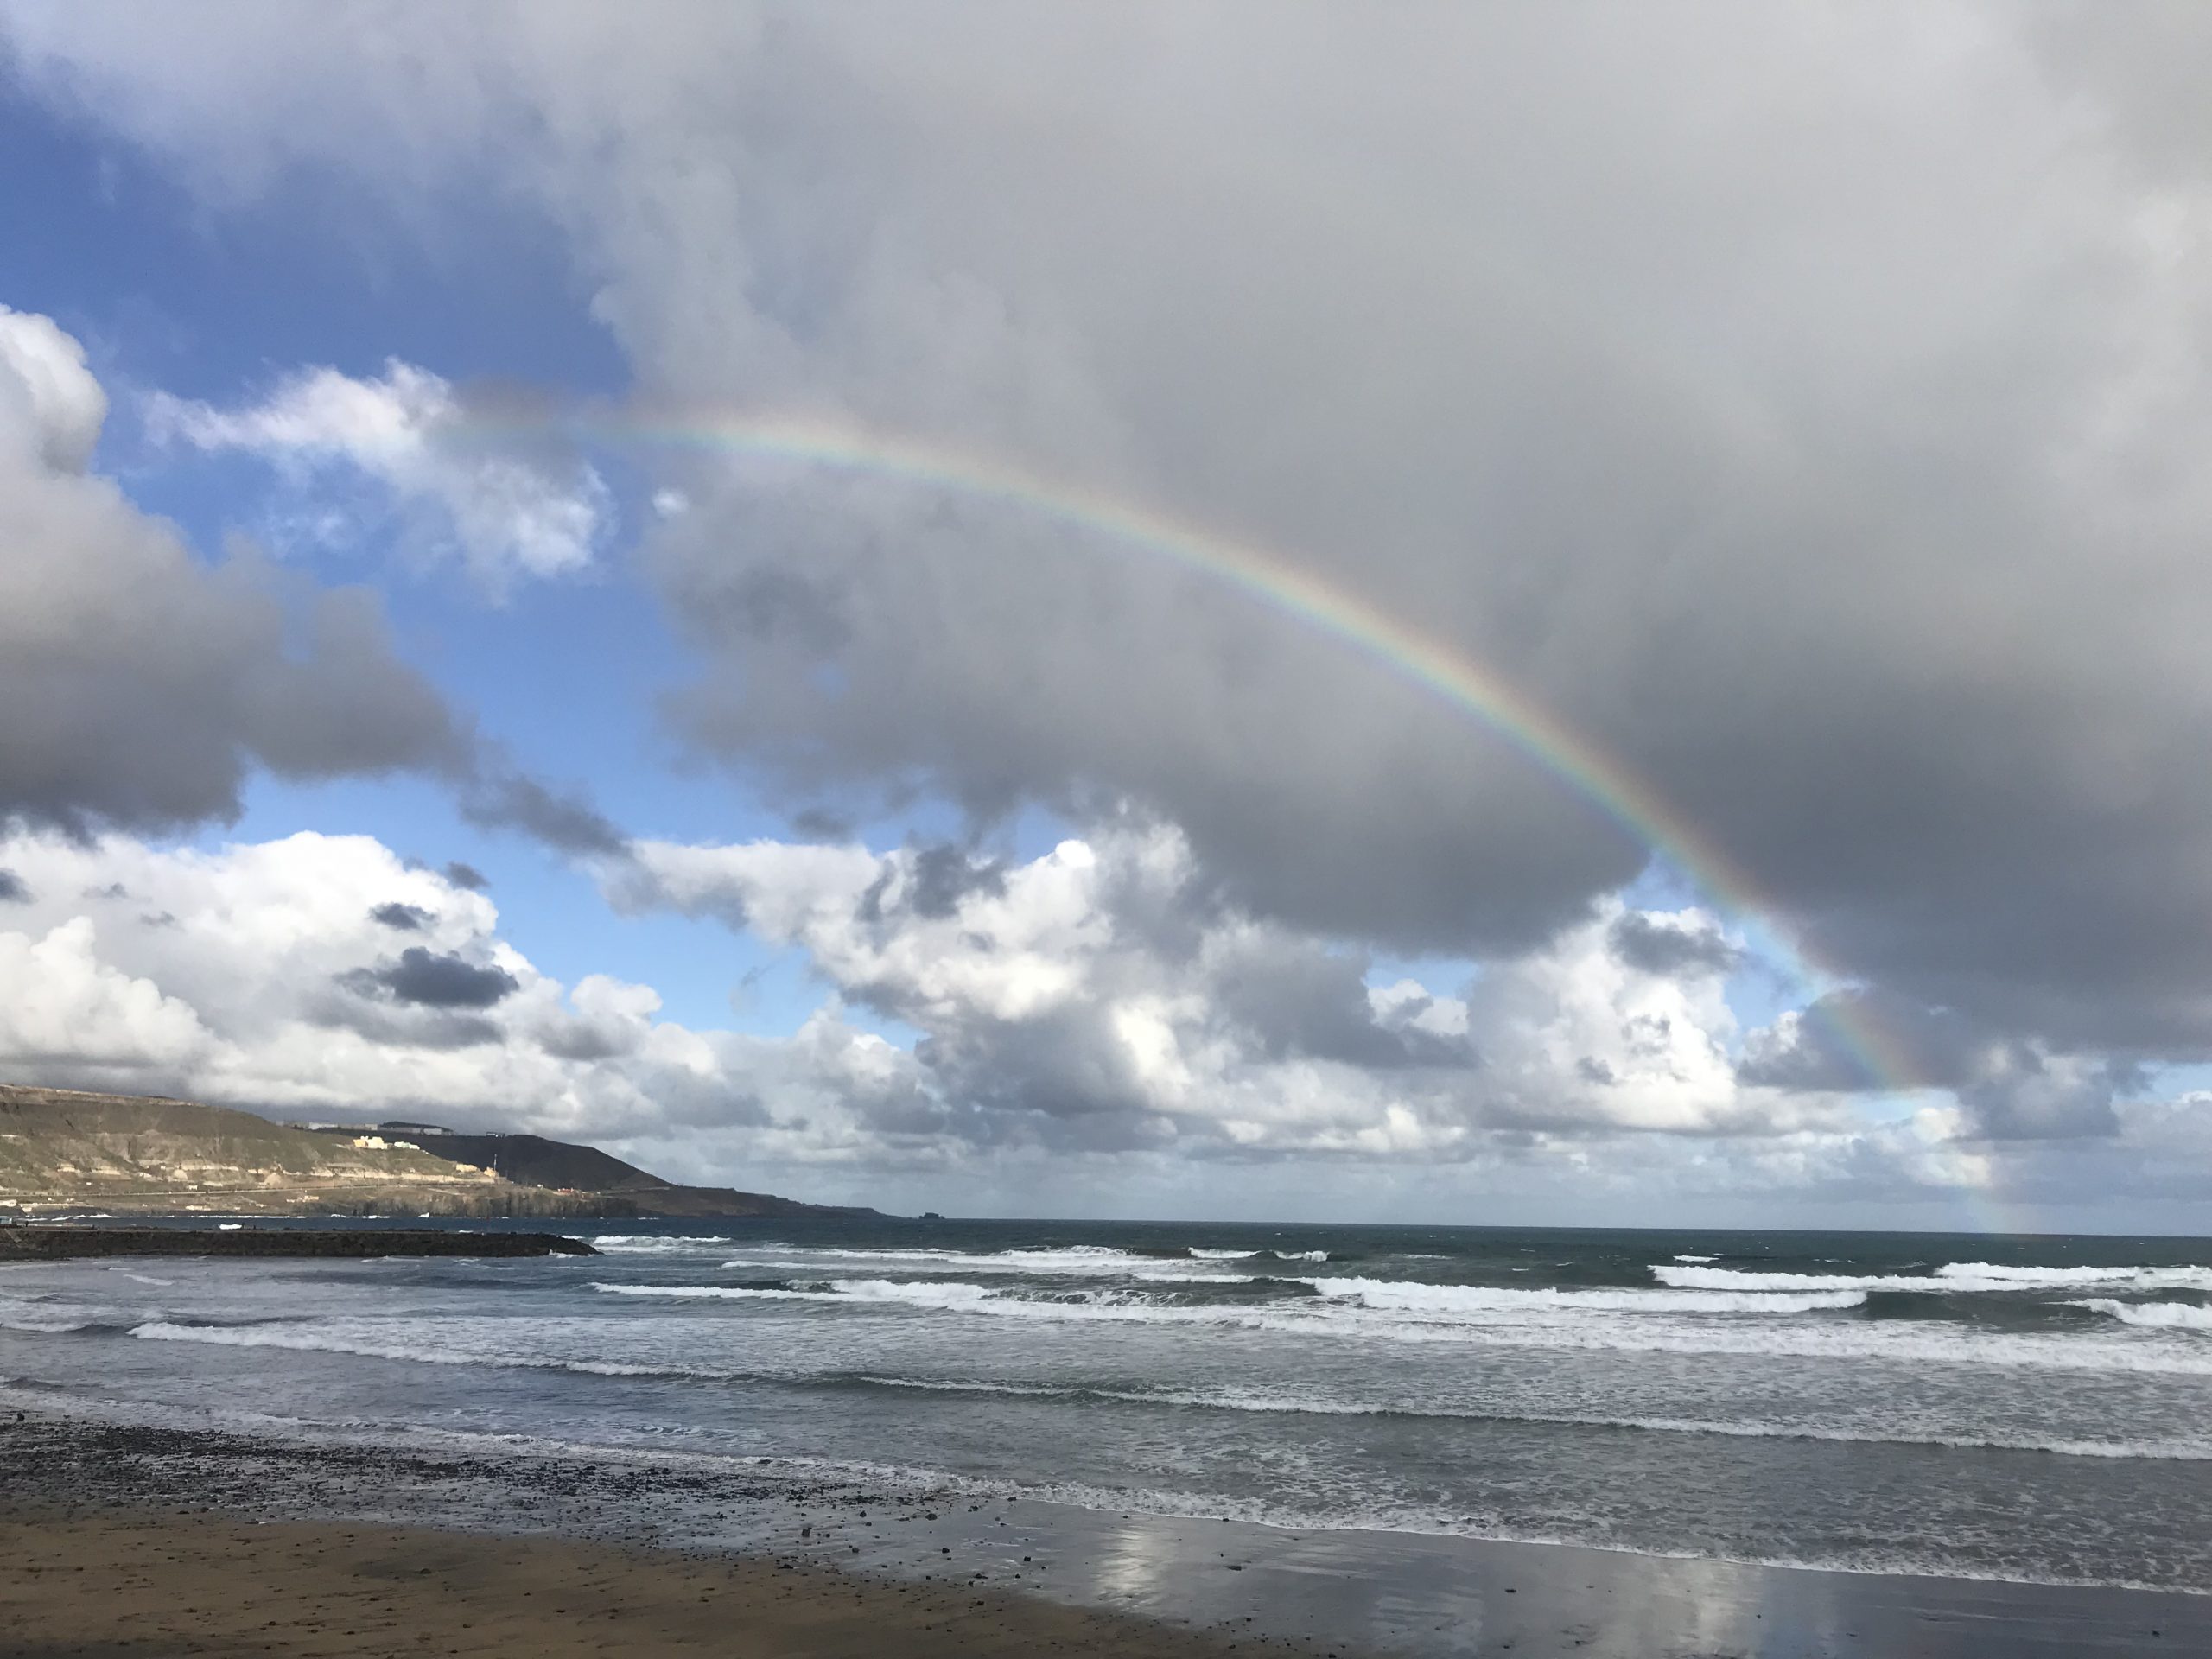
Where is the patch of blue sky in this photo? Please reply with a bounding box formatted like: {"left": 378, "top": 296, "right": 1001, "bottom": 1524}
{"left": 1616, "top": 854, "right": 1818, "bottom": 1050}
{"left": 1363, "top": 950, "right": 1473, "bottom": 1000}
{"left": 0, "top": 73, "right": 626, "bottom": 404}
{"left": 2145, "top": 1061, "right": 2212, "bottom": 1101}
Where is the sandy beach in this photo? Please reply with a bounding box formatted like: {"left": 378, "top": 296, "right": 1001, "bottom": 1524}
{"left": 0, "top": 1509, "right": 1273, "bottom": 1659}
{"left": 4, "top": 1411, "right": 2209, "bottom": 1658}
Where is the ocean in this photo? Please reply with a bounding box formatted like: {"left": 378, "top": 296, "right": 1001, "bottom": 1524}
{"left": 5, "top": 1219, "right": 2211, "bottom": 1601}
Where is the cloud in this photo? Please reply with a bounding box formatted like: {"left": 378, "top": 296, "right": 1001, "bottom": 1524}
{"left": 342, "top": 946, "right": 519, "bottom": 1010}
{"left": 147, "top": 359, "right": 610, "bottom": 593}
{"left": 0, "top": 819, "right": 2198, "bottom": 1223}
{"left": 0, "top": 916, "right": 213, "bottom": 1079}
{"left": 456, "top": 766, "right": 630, "bottom": 859}
{"left": 0, "top": 304, "right": 464, "bottom": 836}
{"left": 368, "top": 901, "right": 432, "bottom": 931}
{"left": 612, "top": 824, "right": 1818, "bottom": 1154}
{"left": 0, "top": 304, "right": 106, "bottom": 472}
{"left": 1738, "top": 989, "right": 2127, "bottom": 1140}
{"left": 441, "top": 861, "right": 490, "bottom": 892}
{"left": 10, "top": 5, "right": 2212, "bottom": 1183}
{"left": 1607, "top": 911, "right": 1743, "bottom": 979}
{"left": 0, "top": 827, "right": 852, "bottom": 1157}
{"left": 0, "top": 869, "right": 28, "bottom": 904}
{"left": 21, "top": 0, "right": 2210, "bottom": 1087}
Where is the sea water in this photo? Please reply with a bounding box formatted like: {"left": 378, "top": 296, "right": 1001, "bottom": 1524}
{"left": 4, "top": 1219, "right": 2210, "bottom": 1592}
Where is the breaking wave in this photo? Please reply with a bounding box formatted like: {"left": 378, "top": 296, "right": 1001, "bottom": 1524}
{"left": 591, "top": 1274, "right": 1866, "bottom": 1319}
{"left": 2076, "top": 1300, "right": 2212, "bottom": 1332}
{"left": 1654, "top": 1262, "right": 2212, "bottom": 1295}
{"left": 1304, "top": 1278, "right": 1866, "bottom": 1315}
{"left": 587, "top": 1235, "right": 734, "bottom": 1254}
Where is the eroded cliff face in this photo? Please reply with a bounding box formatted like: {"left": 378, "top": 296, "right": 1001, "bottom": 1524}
{"left": 0, "top": 1084, "right": 580, "bottom": 1217}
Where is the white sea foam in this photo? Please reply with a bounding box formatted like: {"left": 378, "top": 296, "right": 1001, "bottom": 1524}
{"left": 2076, "top": 1300, "right": 2212, "bottom": 1332}
{"left": 592, "top": 1282, "right": 782, "bottom": 1300}
{"left": 1274, "top": 1250, "right": 1330, "bottom": 1262}
{"left": 1188, "top": 1249, "right": 1256, "bottom": 1260}
{"left": 0, "top": 1313, "right": 105, "bottom": 1333}
{"left": 1656, "top": 1265, "right": 1950, "bottom": 1292}
{"left": 587, "top": 1235, "right": 734, "bottom": 1254}
{"left": 1672, "top": 1254, "right": 1717, "bottom": 1263}
{"left": 721, "top": 1245, "right": 1166, "bottom": 1279}
{"left": 128, "top": 1319, "right": 696, "bottom": 1377}
{"left": 594, "top": 1274, "right": 1863, "bottom": 1324}
{"left": 584, "top": 1274, "right": 2212, "bottom": 1372}
{"left": 1338, "top": 1312, "right": 2212, "bottom": 1373}
{"left": 1306, "top": 1277, "right": 1866, "bottom": 1315}
{"left": 1656, "top": 1262, "right": 2212, "bottom": 1294}
{"left": 595, "top": 1278, "right": 1234, "bottom": 1321}
{"left": 1942, "top": 1262, "right": 2212, "bottom": 1292}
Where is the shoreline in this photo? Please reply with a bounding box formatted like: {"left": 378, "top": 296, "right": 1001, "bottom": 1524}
{"left": 3, "top": 1408, "right": 2208, "bottom": 1656}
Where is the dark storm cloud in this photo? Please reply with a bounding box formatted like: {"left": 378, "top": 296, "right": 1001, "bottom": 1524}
{"left": 311, "top": 995, "right": 505, "bottom": 1050}
{"left": 1209, "top": 938, "right": 1470, "bottom": 1071}
{"left": 0, "top": 868, "right": 27, "bottom": 903}
{"left": 1738, "top": 989, "right": 1984, "bottom": 1096}
{"left": 441, "top": 861, "right": 490, "bottom": 892}
{"left": 341, "top": 946, "right": 519, "bottom": 1010}
{"left": 1739, "top": 988, "right": 2126, "bottom": 1140}
{"left": 459, "top": 769, "right": 629, "bottom": 858}
{"left": 788, "top": 807, "right": 855, "bottom": 842}
{"left": 537, "top": 1023, "right": 632, "bottom": 1062}
{"left": 369, "top": 901, "right": 433, "bottom": 931}
{"left": 1608, "top": 913, "right": 1743, "bottom": 979}
{"left": 1958, "top": 1055, "right": 2136, "bottom": 1142}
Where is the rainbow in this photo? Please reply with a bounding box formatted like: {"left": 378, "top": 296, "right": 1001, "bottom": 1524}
{"left": 477, "top": 407, "right": 1938, "bottom": 1109}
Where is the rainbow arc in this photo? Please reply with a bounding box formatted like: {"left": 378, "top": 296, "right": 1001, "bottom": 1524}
{"left": 472, "top": 406, "right": 1938, "bottom": 1108}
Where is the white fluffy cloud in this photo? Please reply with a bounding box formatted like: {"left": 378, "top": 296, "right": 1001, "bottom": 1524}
{"left": 0, "top": 821, "right": 2203, "bottom": 1223}
{"left": 0, "top": 918, "right": 213, "bottom": 1077}
{"left": 0, "top": 304, "right": 107, "bottom": 473}
{"left": 0, "top": 829, "right": 928, "bottom": 1186}
{"left": 149, "top": 359, "right": 609, "bottom": 591}
{"left": 613, "top": 823, "right": 1831, "bottom": 1155}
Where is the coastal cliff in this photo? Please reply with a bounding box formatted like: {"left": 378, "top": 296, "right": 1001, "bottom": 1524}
{"left": 0, "top": 1083, "right": 875, "bottom": 1219}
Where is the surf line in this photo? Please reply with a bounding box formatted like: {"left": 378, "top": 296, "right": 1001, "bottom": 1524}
{"left": 478, "top": 407, "right": 1925, "bottom": 1099}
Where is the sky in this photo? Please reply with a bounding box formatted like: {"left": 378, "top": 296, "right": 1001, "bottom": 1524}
{"left": 2, "top": 2, "right": 2210, "bottom": 1230}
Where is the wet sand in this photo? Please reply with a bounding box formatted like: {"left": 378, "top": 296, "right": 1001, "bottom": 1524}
{"left": 0, "top": 1510, "right": 1264, "bottom": 1658}
{"left": 2, "top": 1410, "right": 2206, "bottom": 1656}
